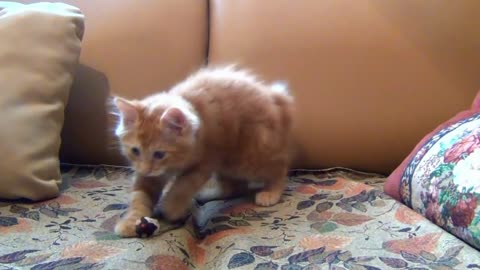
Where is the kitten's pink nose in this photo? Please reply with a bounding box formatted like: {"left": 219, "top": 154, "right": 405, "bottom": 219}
{"left": 137, "top": 164, "right": 152, "bottom": 175}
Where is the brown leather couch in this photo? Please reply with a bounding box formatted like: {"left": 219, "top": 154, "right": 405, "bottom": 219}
{"left": 4, "top": 2, "right": 480, "bottom": 269}
{"left": 20, "top": 0, "right": 480, "bottom": 174}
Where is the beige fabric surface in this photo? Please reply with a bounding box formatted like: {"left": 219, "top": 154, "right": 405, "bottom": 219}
{"left": 2, "top": 165, "right": 480, "bottom": 269}
{"left": 0, "top": 2, "right": 84, "bottom": 201}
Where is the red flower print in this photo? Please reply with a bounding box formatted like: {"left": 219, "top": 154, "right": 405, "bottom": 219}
{"left": 425, "top": 203, "right": 445, "bottom": 227}
{"left": 423, "top": 191, "right": 445, "bottom": 227}
{"left": 444, "top": 134, "right": 480, "bottom": 164}
{"left": 450, "top": 194, "right": 477, "bottom": 228}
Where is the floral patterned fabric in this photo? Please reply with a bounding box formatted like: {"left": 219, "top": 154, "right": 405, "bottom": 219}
{"left": 385, "top": 91, "right": 480, "bottom": 203}
{"left": 400, "top": 112, "right": 480, "bottom": 250}
{"left": 1, "top": 165, "right": 480, "bottom": 270}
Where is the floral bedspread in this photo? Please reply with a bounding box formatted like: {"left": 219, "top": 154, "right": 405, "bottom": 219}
{"left": 1, "top": 165, "right": 480, "bottom": 270}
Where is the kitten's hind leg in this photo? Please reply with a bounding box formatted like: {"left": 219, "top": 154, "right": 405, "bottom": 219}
{"left": 195, "top": 174, "right": 254, "bottom": 204}
{"left": 218, "top": 175, "right": 251, "bottom": 198}
{"left": 255, "top": 166, "right": 288, "bottom": 207}
{"left": 255, "top": 180, "right": 285, "bottom": 207}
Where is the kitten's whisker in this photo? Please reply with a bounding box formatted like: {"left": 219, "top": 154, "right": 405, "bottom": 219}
{"left": 108, "top": 145, "right": 122, "bottom": 151}
{"left": 108, "top": 140, "right": 123, "bottom": 150}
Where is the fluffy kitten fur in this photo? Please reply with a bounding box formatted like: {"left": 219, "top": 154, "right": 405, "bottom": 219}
{"left": 112, "top": 66, "right": 294, "bottom": 237}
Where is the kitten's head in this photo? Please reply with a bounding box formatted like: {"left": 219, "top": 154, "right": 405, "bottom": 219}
{"left": 112, "top": 95, "right": 200, "bottom": 177}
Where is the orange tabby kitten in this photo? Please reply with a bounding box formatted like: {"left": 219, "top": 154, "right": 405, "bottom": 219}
{"left": 112, "top": 66, "right": 294, "bottom": 237}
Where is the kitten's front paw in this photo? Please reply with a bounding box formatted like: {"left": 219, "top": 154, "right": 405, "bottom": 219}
{"left": 135, "top": 217, "right": 160, "bottom": 238}
{"left": 255, "top": 191, "right": 281, "bottom": 207}
{"left": 114, "top": 216, "right": 140, "bottom": 238}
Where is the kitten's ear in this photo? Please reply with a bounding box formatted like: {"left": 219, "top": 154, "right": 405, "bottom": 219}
{"left": 113, "top": 96, "right": 138, "bottom": 128}
{"left": 160, "top": 107, "right": 188, "bottom": 135}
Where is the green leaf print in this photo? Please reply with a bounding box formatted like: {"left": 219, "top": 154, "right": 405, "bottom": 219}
{"left": 472, "top": 213, "right": 480, "bottom": 226}
{"left": 311, "top": 221, "right": 338, "bottom": 233}
{"left": 439, "top": 188, "right": 459, "bottom": 207}
{"left": 429, "top": 163, "right": 454, "bottom": 178}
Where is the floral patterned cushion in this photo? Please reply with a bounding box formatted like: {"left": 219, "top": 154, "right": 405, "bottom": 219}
{"left": 395, "top": 113, "right": 480, "bottom": 250}
{"left": 385, "top": 90, "right": 480, "bottom": 201}
{"left": 385, "top": 90, "right": 480, "bottom": 250}
{"left": 1, "top": 165, "right": 480, "bottom": 270}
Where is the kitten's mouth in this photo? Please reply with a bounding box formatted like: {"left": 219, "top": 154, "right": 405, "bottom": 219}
{"left": 139, "top": 169, "right": 165, "bottom": 177}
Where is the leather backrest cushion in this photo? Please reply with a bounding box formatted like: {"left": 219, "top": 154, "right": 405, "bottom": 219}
{"left": 208, "top": 0, "right": 480, "bottom": 174}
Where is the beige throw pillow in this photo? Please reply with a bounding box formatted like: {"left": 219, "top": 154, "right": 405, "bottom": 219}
{"left": 0, "top": 2, "right": 84, "bottom": 201}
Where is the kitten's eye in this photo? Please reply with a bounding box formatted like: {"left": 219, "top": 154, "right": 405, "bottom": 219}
{"left": 153, "top": 151, "right": 165, "bottom": 159}
{"left": 131, "top": 147, "right": 140, "bottom": 156}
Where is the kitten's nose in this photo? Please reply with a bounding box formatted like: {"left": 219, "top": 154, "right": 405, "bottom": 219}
{"left": 137, "top": 164, "right": 152, "bottom": 175}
